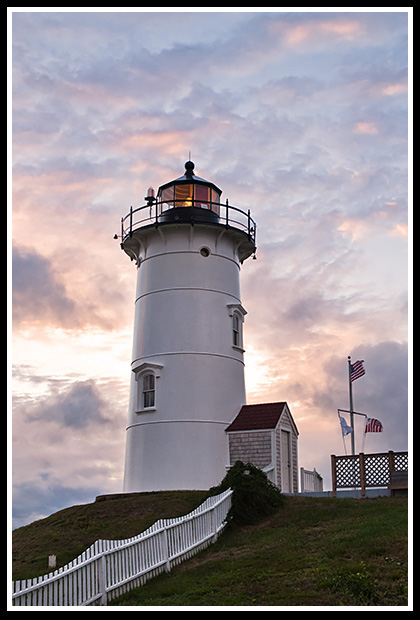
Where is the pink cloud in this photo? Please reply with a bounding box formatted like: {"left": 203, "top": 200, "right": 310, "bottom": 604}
{"left": 353, "top": 121, "right": 379, "bottom": 135}
{"left": 279, "top": 17, "right": 365, "bottom": 48}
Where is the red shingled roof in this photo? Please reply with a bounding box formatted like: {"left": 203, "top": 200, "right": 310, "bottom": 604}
{"left": 225, "top": 402, "right": 287, "bottom": 432}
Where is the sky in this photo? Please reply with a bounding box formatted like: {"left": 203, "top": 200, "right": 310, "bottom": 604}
{"left": 10, "top": 8, "right": 411, "bottom": 530}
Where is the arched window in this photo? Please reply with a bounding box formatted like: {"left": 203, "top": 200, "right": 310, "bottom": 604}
{"left": 232, "top": 313, "right": 240, "bottom": 347}
{"left": 227, "top": 304, "right": 247, "bottom": 352}
{"left": 142, "top": 373, "right": 155, "bottom": 409}
{"left": 132, "top": 362, "right": 163, "bottom": 413}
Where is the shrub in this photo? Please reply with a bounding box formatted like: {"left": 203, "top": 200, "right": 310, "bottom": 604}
{"left": 209, "top": 461, "right": 285, "bottom": 526}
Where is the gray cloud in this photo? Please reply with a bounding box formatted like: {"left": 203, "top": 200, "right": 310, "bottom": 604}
{"left": 314, "top": 341, "right": 408, "bottom": 432}
{"left": 12, "top": 479, "right": 100, "bottom": 530}
{"left": 12, "top": 373, "right": 127, "bottom": 527}
{"left": 12, "top": 247, "right": 77, "bottom": 327}
{"left": 26, "top": 379, "right": 113, "bottom": 429}
{"left": 12, "top": 246, "right": 130, "bottom": 331}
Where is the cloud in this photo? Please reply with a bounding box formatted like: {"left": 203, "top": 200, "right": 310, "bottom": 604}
{"left": 12, "top": 373, "right": 127, "bottom": 527}
{"left": 12, "top": 247, "right": 77, "bottom": 327}
{"left": 26, "top": 379, "right": 112, "bottom": 429}
{"left": 12, "top": 239, "right": 133, "bottom": 332}
{"left": 12, "top": 480, "right": 100, "bottom": 530}
{"left": 353, "top": 122, "right": 379, "bottom": 135}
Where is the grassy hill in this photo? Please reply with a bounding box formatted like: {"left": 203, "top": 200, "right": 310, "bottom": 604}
{"left": 12, "top": 490, "right": 208, "bottom": 581}
{"left": 12, "top": 493, "right": 408, "bottom": 607}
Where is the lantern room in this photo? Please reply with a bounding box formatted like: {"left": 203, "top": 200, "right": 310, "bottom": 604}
{"left": 157, "top": 160, "right": 222, "bottom": 223}
{"left": 119, "top": 160, "right": 257, "bottom": 264}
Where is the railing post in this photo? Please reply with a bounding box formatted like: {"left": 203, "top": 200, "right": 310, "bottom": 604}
{"left": 331, "top": 454, "right": 337, "bottom": 497}
{"left": 359, "top": 453, "right": 366, "bottom": 497}
{"left": 129, "top": 206, "right": 133, "bottom": 237}
{"left": 388, "top": 450, "right": 395, "bottom": 475}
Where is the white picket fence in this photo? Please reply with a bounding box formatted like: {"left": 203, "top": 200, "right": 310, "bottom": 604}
{"left": 12, "top": 488, "right": 233, "bottom": 607}
{"left": 300, "top": 467, "right": 323, "bottom": 493}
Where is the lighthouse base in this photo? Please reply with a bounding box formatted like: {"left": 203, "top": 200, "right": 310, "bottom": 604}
{"left": 123, "top": 419, "right": 230, "bottom": 492}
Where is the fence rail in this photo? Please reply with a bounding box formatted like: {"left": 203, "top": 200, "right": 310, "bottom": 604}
{"left": 12, "top": 488, "right": 233, "bottom": 607}
{"left": 300, "top": 467, "right": 323, "bottom": 493}
{"left": 331, "top": 451, "right": 408, "bottom": 497}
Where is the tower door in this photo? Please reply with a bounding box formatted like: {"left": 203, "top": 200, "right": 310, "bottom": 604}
{"left": 281, "top": 430, "right": 291, "bottom": 493}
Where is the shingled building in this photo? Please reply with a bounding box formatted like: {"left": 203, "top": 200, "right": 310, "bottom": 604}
{"left": 225, "top": 402, "right": 299, "bottom": 493}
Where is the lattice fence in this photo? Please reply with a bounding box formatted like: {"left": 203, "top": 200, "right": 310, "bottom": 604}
{"left": 334, "top": 455, "right": 361, "bottom": 488}
{"left": 331, "top": 451, "right": 408, "bottom": 496}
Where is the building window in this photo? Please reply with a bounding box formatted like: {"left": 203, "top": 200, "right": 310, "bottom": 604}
{"left": 232, "top": 313, "right": 240, "bottom": 347}
{"left": 227, "top": 304, "right": 247, "bottom": 352}
{"left": 142, "top": 373, "right": 155, "bottom": 409}
{"left": 132, "top": 362, "right": 163, "bottom": 413}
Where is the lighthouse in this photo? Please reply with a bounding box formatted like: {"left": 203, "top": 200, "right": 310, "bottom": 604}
{"left": 120, "top": 161, "right": 256, "bottom": 492}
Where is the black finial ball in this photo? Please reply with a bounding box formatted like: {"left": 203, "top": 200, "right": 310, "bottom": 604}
{"left": 185, "top": 160, "right": 195, "bottom": 172}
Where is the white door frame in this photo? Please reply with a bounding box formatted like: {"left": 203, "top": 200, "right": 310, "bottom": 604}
{"left": 280, "top": 428, "right": 291, "bottom": 493}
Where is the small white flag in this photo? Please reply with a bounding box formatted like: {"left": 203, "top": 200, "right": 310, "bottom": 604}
{"left": 339, "top": 416, "right": 353, "bottom": 436}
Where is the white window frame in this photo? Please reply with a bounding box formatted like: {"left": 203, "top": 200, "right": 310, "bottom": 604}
{"left": 132, "top": 362, "right": 163, "bottom": 413}
{"left": 142, "top": 373, "right": 155, "bottom": 409}
{"left": 227, "top": 303, "right": 247, "bottom": 352}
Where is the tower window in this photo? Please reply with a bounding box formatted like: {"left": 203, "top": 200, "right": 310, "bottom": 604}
{"left": 132, "top": 362, "right": 163, "bottom": 413}
{"left": 142, "top": 373, "right": 155, "bottom": 409}
{"left": 232, "top": 313, "right": 240, "bottom": 347}
{"left": 227, "top": 304, "right": 246, "bottom": 351}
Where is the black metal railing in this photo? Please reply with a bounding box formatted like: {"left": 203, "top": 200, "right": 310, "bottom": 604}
{"left": 120, "top": 199, "right": 256, "bottom": 247}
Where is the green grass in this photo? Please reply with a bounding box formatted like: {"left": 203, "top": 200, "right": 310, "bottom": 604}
{"left": 12, "top": 490, "right": 207, "bottom": 581}
{"left": 110, "top": 496, "right": 408, "bottom": 607}
{"left": 12, "top": 493, "right": 408, "bottom": 607}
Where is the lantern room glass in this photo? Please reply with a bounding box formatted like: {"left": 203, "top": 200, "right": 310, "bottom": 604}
{"left": 175, "top": 184, "right": 193, "bottom": 207}
{"left": 158, "top": 182, "right": 220, "bottom": 215}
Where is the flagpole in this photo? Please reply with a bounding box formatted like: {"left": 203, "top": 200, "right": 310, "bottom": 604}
{"left": 348, "top": 356, "right": 355, "bottom": 455}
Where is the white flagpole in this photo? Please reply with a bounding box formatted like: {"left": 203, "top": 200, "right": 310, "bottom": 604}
{"left": 348, "top": 356, "right": 355, "bottom": 455}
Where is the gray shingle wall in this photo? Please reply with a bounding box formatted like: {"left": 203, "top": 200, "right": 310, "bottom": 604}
{"left": 228, "top": 431, "right": 272, "bottom": 469}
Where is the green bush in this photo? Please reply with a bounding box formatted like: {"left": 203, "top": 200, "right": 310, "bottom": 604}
{"left": 209, "top": 461, "right": 285, "bottom": 526}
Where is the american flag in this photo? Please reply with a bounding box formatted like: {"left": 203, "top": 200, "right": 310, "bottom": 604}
{"left": 365, "top": 417, "right": 383, "bottom": 433}
{"left": 350, "top": 359, "right": 365, "bottom": 382}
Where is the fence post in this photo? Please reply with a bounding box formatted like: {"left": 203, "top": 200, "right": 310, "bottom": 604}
{"left": 331, "top": 455, "right": 337, "bottom": 497}
{"left": 359, "top": 453, "right": 366, "bottom": 497}
{"left": 97, "top": 541, "right": 107, "bottom": 606}
{"left": 161, "top": 526, "right": 171, "bottom": 573}
{"left": 209, "top": 503, "right": 214, "bottom": 541}
{"left": 388, "top": 450, "right": 395, "bottom": 475}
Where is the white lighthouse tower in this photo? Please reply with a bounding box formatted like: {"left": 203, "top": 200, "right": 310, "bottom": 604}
{"left": 120, "top": 161, "right": 256, "bottom": 492}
